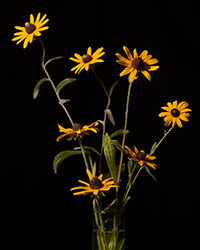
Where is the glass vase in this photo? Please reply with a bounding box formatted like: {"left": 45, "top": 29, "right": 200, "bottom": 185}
{"left": 92, "top": 208, "right": 125, "bottom": 250}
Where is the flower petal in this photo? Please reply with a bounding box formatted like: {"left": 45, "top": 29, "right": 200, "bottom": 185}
{"left": 139, "top": 50, "right": 148, "bottom": 60}
{"left": 141, "top": 69, "right": 151, "bottom": 81}
{"left": 119, "top": 66, "right": 133, "bottom": 77}
{"left": 123, "top": 46, "right": 133, "bottom": 60}
{"left": 86, "top": 169, "right": 93, "bottom": 181}
{"left": 128, "top": 69, "right": 137, "bottom": 83}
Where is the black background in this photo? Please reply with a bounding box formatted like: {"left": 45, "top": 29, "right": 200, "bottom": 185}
{"left": 3, "top": 0, "right": 199, "bottom": 249}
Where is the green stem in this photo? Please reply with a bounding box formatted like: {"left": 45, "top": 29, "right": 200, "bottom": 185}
{"left": 117, "top": 80, "right": 133, "bottom": 184}
{"left": 38, "top": 37, "right": 74, "bottom": 126}
{"left": 78, "top": 138, "right": 89, "bottom": 169}
{"left": 113, "top": 80, "right": 133, "bottom": 250}
{"left": 90, "top": 66, "right": 111, "bottom": 174}
{"left": 122, "top": 165, "right": 144, "bottom": 209}
{"left": 93, "top": 198, "right": 107, "bottom": 250}
{"left": 151, "top": 126, "right": 174, "bottom": 155}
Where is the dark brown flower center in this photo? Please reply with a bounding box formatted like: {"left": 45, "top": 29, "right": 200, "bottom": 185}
{"left": 82, "top": 54, "right": 93, "bottom": 63}
{"left": 131, "top": 57, "right": 143, "bottom": 69}
{"left": 72, "top": 123, "right": 82, "bottom": 131}
{"left": 90, "top": 177, "right": 103, "bottom": 189}
{"left": 136, "top": 151, "right": 146, "bottom": 160}
{"left": 25, "top": 23, "right": 36, "bottom": 34}
{"left": 171, "top": 108, "right": 180, "bottom": 117}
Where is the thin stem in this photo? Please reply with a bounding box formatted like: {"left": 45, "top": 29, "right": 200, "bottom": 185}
{"left": 117, "top": 80, "right": 133, "bottom": 184}
{"left": 122, "top": 165, "right": 144, "bottom": 208}
{"left": 90, "top": 66, "right": 111, "bottom": 174}
{"left": 78, "top": 138, "right": 89, "bottom": 169}
{"left": 113, "top": 80, "right": 133, "bottom": 250}
{"left": 38, "top": 38, "right": 74, "bottom": 126}
{"left": 155, "top": 126, "right": 173, "bottom": 151}
{"left": 93, "top": 198, "right": 107, "bottom": 250}
{"left": 150, "top": 126, "right": 174, "bottom": 155}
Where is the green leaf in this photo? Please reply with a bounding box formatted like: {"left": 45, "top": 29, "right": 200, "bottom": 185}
{"left": 44, "top": 56, "right": 64, "bottom": 67}
{"left": 110, "top": 129, "right": 129, "bottom": 139}
{"left": 33, "top": 77, "right": 49, "bottom": 99}
{"left": 73, "top": 146, "right": 100, "bottom": 156}
{"left": 59, "top": 99, "right": 71, "bottom": 105}
{"left": 145, "top": 165, "right": 157, "bottom": 182}
{"left": 105, "top": 109, "right": 115, "bottom": 126}
{"left": 150, "top": 141, "right": 157, "bottom": 155}
{"left": 97, "top": 119, "right": 104, "bottom": 126}
{"left": 56, "top": 78, "right": 77, "bottom": 94}
{"left": 53, "top": 150, "right": 82, "bottom": 174}
{"left": 103, "top": 133, "right": 118, "bottom": 182}
{"left": 109, "top": 79, "right": 119, "bottom": 96}
{"left": 117, "top": 238, "right": 125, "bottom": 250}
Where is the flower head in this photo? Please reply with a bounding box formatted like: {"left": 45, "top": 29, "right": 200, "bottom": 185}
{"left": 56, "top": 122, "right": 99, "bottom": 141}
{"left": 70, "top": 169, "right": 118, "bottom": 196}
{"left": 69, "top": 47, "right": 105, "bottom": 74}
{"left": 12, "top": 13, "right": 49, "bottom": 49}
{"left": 125, "top": 145, "right": 157, "bottom": 170}
{"left": 115, "top": 46, "right": 159, "bottom": 83}
{"left": 158, "top": 100, "right": 192, "bottom": 128}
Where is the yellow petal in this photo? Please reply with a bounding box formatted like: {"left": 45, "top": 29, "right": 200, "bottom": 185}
{"left": 139, "top": 50, "right": 148, "bottom": 60}
{"left": 158, "top": 111, "right": 169, "bottom": 117}
{"left": 128, "top": 69, "right": 137, "bottom": 83}
{"left": 123, "top": 46, "right": 133, "bottom": 60}
{"left": 133, "top": 48, "right": 138, "bottom": 58}
{"left": 145, "top": 58, "right": 159, "bottom": 65}
{"left": 86, "top": 169, "right": 93, "bottom": 181}
{"left": 119, "top": 66, "right": 133, "bottom": 77}
{"left": 148, "top": 65, "right": 160, "bottom": 71}
{"left": 141, "top": 70, "right": 151, "bottom": 81}
{"left": 176, "top": 118, "right": 183, "bottom": 128}
{"left": 87, "top": 47, "right": 92, "bottom": 55}
{"left": 30, "top": 14, "right": 34, "bottom": 24}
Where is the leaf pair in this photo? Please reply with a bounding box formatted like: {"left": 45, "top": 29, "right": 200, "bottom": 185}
{"left": 33, "top": 56, "right": 76, "bottom": 99}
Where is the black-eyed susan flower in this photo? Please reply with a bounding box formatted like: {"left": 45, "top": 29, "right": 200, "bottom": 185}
{"left": 125, "top": 145, "right": 157, "bottom": 170}
{"left": 56, "top": 122, "right": 99, "bottom": 141}
{"left": 159, "top": 100, "right": 192, "bottom": 128}
{"left": 12, "top": 13, "right": 49, "bottom": 49}
{"left": 70, "top": 169, "right": 118, "bottom": 196}
{"left": 115, "top": 46, "right": 159, "bottom": 83}
{"left": 69, "top": 47, "right": 105, "bottom": 74}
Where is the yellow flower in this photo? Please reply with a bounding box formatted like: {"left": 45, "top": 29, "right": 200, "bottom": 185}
{"left": 115, "top": 46, "right": 159, "bottom": 83}
{"left": 12, "top": 13, "right": 49, "bottom": 49}
{"left": 69, "top": 47, "right": 105, "bottom": 74}
{"left": 125, "top": 145, "right": 157, "bottom": 170}
{"left": 56, "top": 122, "right": 99, "bottom": 141}
{"left": 70, "top": 169, "right": 118, "bottom": 196}
{"left": 158, "top": 100, "right": 192, "bottom": 128}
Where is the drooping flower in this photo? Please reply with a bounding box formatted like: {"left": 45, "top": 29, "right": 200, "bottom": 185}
{"left": 158, "top": 100, "right": 192, "bottom": 128}
{"left": 115, "top": 46, "right": 159, "bottom": 83}
{"left": 12, "top": 13, "right": 49, "bottom": 49}
{"left": 56, "top": 122, "right": 99, "bottom": 141}
{"left": 125, "top": 145, "right": 157, "bottom": 170}
{"left": 70, "top": 169, "right": 118, "bottom": 196}
{"left": 69, "top": 47, "right": 105, "bottom": 74}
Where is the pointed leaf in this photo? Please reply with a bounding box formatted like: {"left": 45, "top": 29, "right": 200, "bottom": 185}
{"left": 53, "top": 150, "right": 82, "bottom": 174}
{"left": 103, "top": 133, "right": 118, "bottom": 182}
{"left": 105, "top": 109, "right": 115, "bottom": 126}
{"left": 59, "top": 99, "right": 71, "bottom": 105}
{"left": 56, "top": 78, "right": 77, "bottom": 94}
{"left": 33, "top": 77, "right": 49, "bottom": 99}
{"left": 73, "top": 146, "right": 100, "bottom": 156}
{"left": 44, "top": 56, "right": 64, "bottom": 67}
{"left": 150, "top": 142, "right": 157, "bottom": 155}
{"left": 110, "top": 129, "right": 129, "bottom": 139}
{"left": 145, "top": 165, "right": 157, "bottom": 182}
{"left": 109, "top": 79, "right": 119, "bottom": 96}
